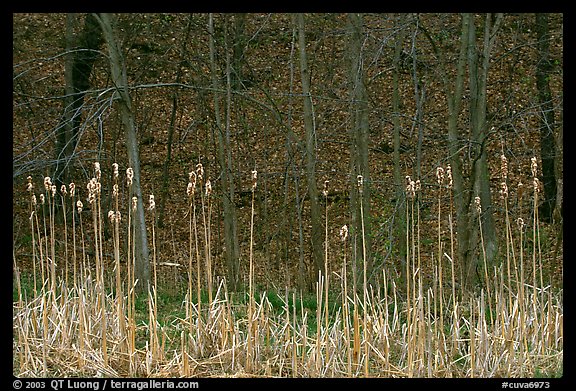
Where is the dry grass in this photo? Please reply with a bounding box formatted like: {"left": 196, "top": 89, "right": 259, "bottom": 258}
{"left": 13, "top": 160, "right": 563, "bottom": 378}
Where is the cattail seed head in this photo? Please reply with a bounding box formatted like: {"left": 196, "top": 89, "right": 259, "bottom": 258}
{"left": 340, "top": 225, "right": 348, "bottom": 242}
{"left": 51, "top": 185, "right": 57, "bottom": 197}
{"left": 112, "top": 184, "right": 119, "bottom": 198}
{"left": 94, "top": 162, "right": 101, "bottom": 181}
{"left": 116, "top": 211, "right": 121, "bottom": 223}
{"left": 533, "top": 177, "right": 541, "bottom": 194}
{"left": 187, "top": 182, "right": 194, "bottom": 198}
{"left": 108, "top": 210, "right": 115, "bottom": 222}
{"left": 500, "top": 182, "right": 508, "bottom": 200}
{"left": 446, "top": 164, "right": 453, "bottom": 189}
{"left": 148, "top": 194, "right": 156, "bottom": 211}
{"left": 69, "top": 183, "right": 75, "bottom": 197}
{"left": 205, "top": 179, "right": 212, "bottom": 197}
{"left": 61, "top": 185, "right": 67, "bottom": 196}
{"left": 357, "top": 175, "right": 363, "bottom": 194}
{"left": 112, "top": 163, "right": 119, "bottom": 179}
{"left": 531, "top": 157, "right": 538, "bottom": 177}
{"left": 196, "top": 163, "right": 204, "bottom": 182}
{"left": 322, "top": 180, "right": 329, "bottom": 198}
{"left": 76, "top": 200, "right": 83, "bottom": 213}
{"left": 32, "top": 194, "right": 37, "bottom": 207}
{"left": 188, "top": 171, "right": 197, "bottom": 197}
{"left": 44, "top": 176, "right": 52, "bottom": 192}
{"left": 415, "top": 179, "right": 421, "bottom": 193}
{"left": 132, "top": 196, "right": 138, "bottom": 211}
{"left": 474, "top": 196, "right": 482, "bottom": 214}
{"left": 517, "top": 217, "right": 525, "bottom": 229}
{"left": 251, "top": 170, "right": 258, "bottom": 192}
{"left": 126, "top": 168, "right": 134, "bottom": 187}
{"left": 436, "top": 167, "right": 445, "bottom": 186}
{"left": 40, "top": 194, "right": 45, "bottom": 205}
{"left": 26, "top": 176, "right": 33, "bottom": 192}
{"left": 405, "top": 176, "right": 415, "bottom": 198}
{"left": 501, "top": 154, "right": 508, "bottom": 180}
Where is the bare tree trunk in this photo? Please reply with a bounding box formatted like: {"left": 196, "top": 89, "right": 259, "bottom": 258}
{"left": 55, "top": 13, "right": 104, "bottom": 190}
{"left": 392, "top": 14, "right": 408, "bottom": 286}
{"left": 296, "top": 13, "right": 323, "bottom": 281}
{"left": 535, "top": 13, "right": 558, "bottom": 223}
{"left": 348, "top": 13, "right": 372, "bottom": 284}
{"left": 467, "top": 13, "right": 503, "bottom": 276}
{"left": 96, "top": 13, "right": 150, "bottom": 293}
{"left": 208, "top": 14, "right": 241, "bottom": 292}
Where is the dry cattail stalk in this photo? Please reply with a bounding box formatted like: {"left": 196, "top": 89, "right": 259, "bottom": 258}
{"left": 76, "top": 200, "right": 83, "bottom": 213}
{"left": 126, "top": 168, "right": 134, "bottom": 187}
{"left": 113, "top": 184, "right": 119, "bottom": 198}
{"left": 252, "top": 170, "right": 258, "bottom": 192}
{"left": 148, "top": 194, "right": 156, "bottom": 211}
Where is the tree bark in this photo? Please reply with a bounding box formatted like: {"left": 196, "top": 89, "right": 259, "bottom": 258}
{"left": 535, "top": 13, "right": 558, "bottom": 223}
{"left": 208, "top": 14, "right": 241, "bottom": 292}
{"left": 348, "top": 13, "right": 373, "bottom": 285}
{"left": 96, "top": 13, "right": 150, "bottom": 293}
{"left": 296, "top": 13, "right": 324, "bottom": 282}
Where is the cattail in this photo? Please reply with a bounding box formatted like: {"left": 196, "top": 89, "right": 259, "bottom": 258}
{"left": 501, "top": 154, "right": 508, "bottom": 180}
{"left": 94, "top": 162, "right": 101, "bottom": 181}
{"left": 26, "top": 176, "right": 33, "bottom": 193}
{"left": 186, "top": 182, "right": 194, "bottom": 198}
{"left": 531, "top": 157, "right": 538, "bottom": 178}
{"left": 87, "top": 179, "right": 96, "bottom": 204}
{"left": 132, "top": 196, "right": 138, "bottom": 212}
{"left": 40, "top": 194, "right": 45, "bottom": 205}
{"left": 51, "top": 185, "right": 56, "bottom": 197}
{"left": 357, "top": 175, "right": 363, "bottom": 194}
{"left": 405, "top": 175, "right": 415, "bottom": 199}
{"left": 436, "top": 166, "right": 445, "bottom": 186}
{"left": 115, "top": 211, "right": 121, "bottom": 223}
{"left": 196, "top": 163, "right": 204, "bottom": 182}
{"left": 148, "top": 194, "right": 156, "bottom": 211}
{"left": 252, "top": 170, "right": 258, "bottom": 192}
{"left": 205, "top": 179, "right": 212, "bottom": 197}
{"left": 322, "top": 180, "right": 329, "bottom": 198}
{"left": 446, "top": 164, "right": 453, "bottom": 189}
{"left": 108, "top": 210, "right": 115, "bottom": 223}
{"left": 533, "top": 177, "right": 541, "bottom": 194}
{"left": 340, "top": 225, "right": 348, "bottom": 242}
{"left": 69, "top": 183, "right": 75, "bottom": 198}
{"left": 112, "top": 163, "right": 119, "bottom": 180}
{"left": 500, "top": 182, "right": 509, "bottom": 200}
{"left": 113, "top": 184, "right": 119, "bottom": 198}
{"left": 32, "top": 194, "right": 37, "bottom": 207}
{"left": 517, "top": 217, "right": 525, "bottom": 229}
{"left": 474, "top": 196, "right": 482, "bottom": 214}
{"left": 415, "top": 179, "right": 421, "bottom": 193}
{"left": 44, "top": 177, "right": 52, "bottom": 192}
{"left": 61, "top": 185, "right": 67, "bottom": 196}
{"left": 187, "top": 171, "right": 197, "bottom": 197}
{"left": 76, "top": 200, "right": 83, "bottom": 213}
{"left": 126, "top": 168, "right": 134, "bottom": 187}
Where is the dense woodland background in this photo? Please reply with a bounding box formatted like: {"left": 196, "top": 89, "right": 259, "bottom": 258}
{"left": 13, "top": 13, "right": 563, "bottom": 295}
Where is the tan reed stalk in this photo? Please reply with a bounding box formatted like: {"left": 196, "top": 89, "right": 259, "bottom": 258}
{"left": 149, "top": 194, "right": 160, "bottom": 362}
{"left": 247, "top": 170, "right": 257, "bottom": 374}
{"left": 469, "top": 296, "right": 475, "bottom": 378}
{"left": 530, "top": 157, "right": 540, "bottom": 322}
{"left": 76, "top": 200, "right": 87, "bottom": 285}
{"left": 405, "top": 175, "right": 415, "bottom": 377}
{"left": 323, "top": 180, "right": 329, "bottom": 344}
{"left": 59, "top": 185, "right": 69, "bottom": 284}
{"left": 340, "top": 225, "right": 352, "bottom": 376}
{"left": 44, "top": 177, "right": 57, "bottom": 294}
{"left": 357, "top": 175, "right": 369, "bottom": 376}
{"left": 436, "top": 168, "right": 446, "bottom": 337}
{"left": 27, "top": 178, "right": 38, "bottom": 295}
{"left": 474, "top": 196, "right": 492, "bottom": 316}
{"left": 112, "top": 163, "right": 126, "bottom": 355}
{"left": 69, "top": 183, "right": 78, "bottom": 288}
{"left": 186, "top": 171, "right": 197, "bottom": 340}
